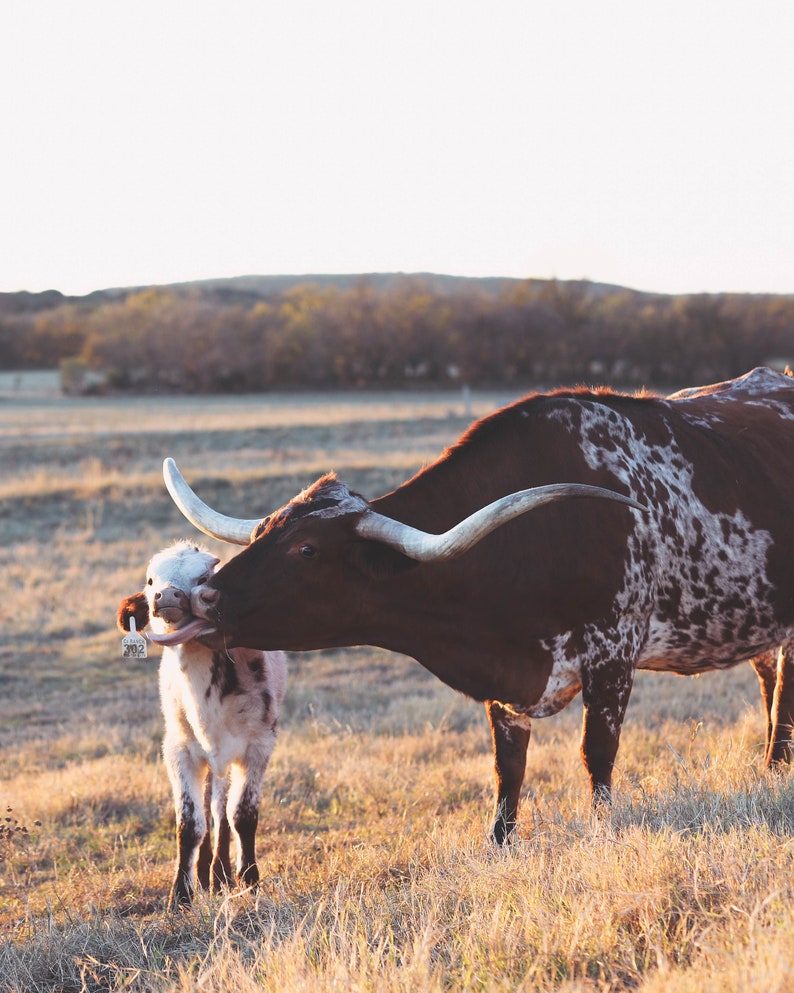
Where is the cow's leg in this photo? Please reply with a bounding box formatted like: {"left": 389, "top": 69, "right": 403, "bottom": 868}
{"left": 196, "top": 773, "right": 213, "bottom": 890}
{"left": 751, "top": 649, "right": 778, "bottom": 763}
{"left": 163, "top": 739, "right": 208, "bottom": 909}
{"left": 210, "top": 772, "right": 233, "bottom": 891}
{"left": 770, "top": 639, "right": 794, "bottom": 764}
{"left": 754, "top": 640, "right": 794, "bottom": 766}
{"left": 485, "top": 700, "right": 531, "bottom": 845}
{"left": 580, "top": 661, "right": 635, "bottom": 806}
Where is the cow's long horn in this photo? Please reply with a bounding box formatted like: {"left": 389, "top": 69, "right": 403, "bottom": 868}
{"left": 163, "top": 458, "right": 259, "bottom": 545}
{"left": 355, "top": 484, "right": 646, "bottom": 562}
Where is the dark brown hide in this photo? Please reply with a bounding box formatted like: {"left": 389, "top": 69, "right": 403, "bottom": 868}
{"left": 176, "top": 369, "right": 794, "bottom": 841}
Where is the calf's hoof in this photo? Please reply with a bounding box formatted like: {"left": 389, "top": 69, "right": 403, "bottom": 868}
{"left": 490, "top": 815, "right": 517, "bottom": 847}
{"left": 168, "top": 879, "right": 194, "bottom": 911}
{"left": 237, "top": 862, "right": 260, "bottom": 890}
{"left": 210, "top": 856, "right": 233, "bottom": 893}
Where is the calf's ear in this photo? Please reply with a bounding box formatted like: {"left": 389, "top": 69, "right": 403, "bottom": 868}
{"left": 117, "top": 592, "right": 150, "bottom": 632}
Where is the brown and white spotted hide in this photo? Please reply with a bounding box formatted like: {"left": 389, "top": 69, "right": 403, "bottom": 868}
{"left": 167, "top": 368, "right": 794, "bottom": 845}
{"left": 117, "top": 540, "right": 287, "bottom": 909}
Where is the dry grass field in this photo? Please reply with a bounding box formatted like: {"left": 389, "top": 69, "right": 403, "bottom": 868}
{"left": 1, "top": 382, "right": 794, "bottom": 992}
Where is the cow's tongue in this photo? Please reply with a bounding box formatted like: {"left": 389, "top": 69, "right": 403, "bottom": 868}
{"left": 147, "top": 618, "right": 217, "bottom": 646}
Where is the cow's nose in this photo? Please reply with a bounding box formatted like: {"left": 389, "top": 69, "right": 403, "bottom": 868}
{"left": 198, "top": 586, "right": 219, "bottom": 607}
{"left": 191, "top": 584, "right": 220, "bottom": 616}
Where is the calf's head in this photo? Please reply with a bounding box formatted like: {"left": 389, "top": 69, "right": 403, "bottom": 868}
{"left": 117, "top": 540, "right": 220, "bottom": 644}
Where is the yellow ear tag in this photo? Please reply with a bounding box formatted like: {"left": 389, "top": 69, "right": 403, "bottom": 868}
{"left": 122, "top": 616, "right": 148, "bottom": 660}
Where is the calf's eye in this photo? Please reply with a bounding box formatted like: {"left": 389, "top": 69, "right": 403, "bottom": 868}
{"left": 300, "top": 544, "right": 317, "bottom": 559}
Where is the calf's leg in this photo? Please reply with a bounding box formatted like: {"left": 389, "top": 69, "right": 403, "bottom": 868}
{"left": 210, "top": 773, "right": 233, "bottom": 891}
{"left": 196, "top": 774, "right": 213, "bottom": 890}
{"left": 163, "top": 741, "right": 209, "bottom": 909}
{"left": 226, "top": 736, "right": 277, "bottom": 890}
{"left": 486, "top": 700, "right": 531, "bottom": 845}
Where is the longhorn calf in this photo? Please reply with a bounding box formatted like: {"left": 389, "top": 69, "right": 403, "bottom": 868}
{"left": 117, "top": 540, "right": 286, "bottom": 908}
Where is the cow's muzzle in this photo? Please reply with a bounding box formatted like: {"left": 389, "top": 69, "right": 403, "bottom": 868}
{"left": 190, "top": 583, "right": 221, "bottom": 622}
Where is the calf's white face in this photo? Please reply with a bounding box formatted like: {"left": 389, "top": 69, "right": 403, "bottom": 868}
{"left": 144, "top": 542, "right": 220, "bottom": 634}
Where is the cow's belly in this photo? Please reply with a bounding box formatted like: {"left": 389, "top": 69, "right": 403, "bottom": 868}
{"left": 638, "top": 615, "right": 789, "bottom": 674}
{"left": 524, "top": 667, "right": 582, "bottom": 717}
{"left": 638, "top": 653, "right": 748, "bottom": 675}
{"left": 492, "top": 641, "right": 584, "bottom": 720}
{"left": 521, "top": 643, "right": 583, "bottom": 718}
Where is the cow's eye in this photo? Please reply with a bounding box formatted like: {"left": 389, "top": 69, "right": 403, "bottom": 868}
{"left": 300, "top": 544, "right": 317, "bottom": 559}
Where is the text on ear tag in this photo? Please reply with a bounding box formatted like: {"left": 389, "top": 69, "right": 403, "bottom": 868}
{"left": 122, "top": 616, "right": 148, "bottom": 660}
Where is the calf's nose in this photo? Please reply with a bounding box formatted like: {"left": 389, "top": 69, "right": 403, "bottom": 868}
{"left": 154, "top": 587, "right": 187, "bottom": 604}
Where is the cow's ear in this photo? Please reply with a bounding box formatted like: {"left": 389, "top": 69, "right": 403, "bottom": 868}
{"left": 117, "top": 592, "right": 150, "bottom": 632}
{"left": 351, "top": 540, "right": 419, "bottom": 580}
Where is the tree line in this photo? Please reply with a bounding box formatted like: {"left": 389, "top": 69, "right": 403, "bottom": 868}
{"left": 1, "top": 275, "right": 792, "bottom": 393}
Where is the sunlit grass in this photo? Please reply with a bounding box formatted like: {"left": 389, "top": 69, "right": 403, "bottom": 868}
{"left": 1, "top": 390, "right": 792, "bottom": 992}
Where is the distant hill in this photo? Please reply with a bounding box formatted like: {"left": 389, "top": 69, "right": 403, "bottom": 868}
{"left": 176, "top": 272, "right": 516, "bottom": 295}
{"left": 0, "top": 272, "right": 652, "bottom": 317}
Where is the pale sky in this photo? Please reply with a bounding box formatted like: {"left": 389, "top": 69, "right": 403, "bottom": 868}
{"left": 2, "top": 1, "right": 793, "bottom": 297}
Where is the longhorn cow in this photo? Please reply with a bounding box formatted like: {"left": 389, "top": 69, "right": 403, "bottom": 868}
{"left": 153, "top": 367, "right": 794, "bottom": 842}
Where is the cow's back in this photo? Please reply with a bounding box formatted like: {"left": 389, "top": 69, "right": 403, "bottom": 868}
{"left": 489, "top": 368, "right": 794, "bottom": 673}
